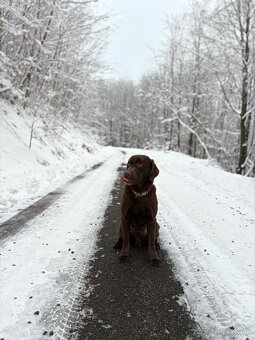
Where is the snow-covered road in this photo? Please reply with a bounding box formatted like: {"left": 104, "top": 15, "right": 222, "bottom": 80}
{"left": 0, "top": 148, "right": 254, "bottom": 340}
{"left": 151, "top": 151, "right": 255, "bottom": 340}
{"left": 0, "top": 149, "right": 122, "bottom": 340}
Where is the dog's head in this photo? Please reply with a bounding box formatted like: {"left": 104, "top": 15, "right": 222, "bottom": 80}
{"left": 121, "top": 155, "right": 159, "bottom": 186}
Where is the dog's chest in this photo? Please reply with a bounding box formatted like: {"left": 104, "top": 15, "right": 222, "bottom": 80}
{"left": 127, "top": 200, "right": 151, "bottom": 225}
{"left": 129, "top": 197, "right": 150, "bottom": 213}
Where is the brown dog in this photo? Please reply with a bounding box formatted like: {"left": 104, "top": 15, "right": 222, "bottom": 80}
{"left": 114, "top": 155, "right": 160, "bottom": 266}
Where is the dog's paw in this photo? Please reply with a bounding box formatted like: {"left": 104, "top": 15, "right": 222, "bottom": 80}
{"left": 150, "top": 258, "right": 161, "bottom": 267}
{"left": 118, "top": 255, "right": 128, "bottom": 263}
{"left": 113, "top": 238, "right": 123, "bottom": 250}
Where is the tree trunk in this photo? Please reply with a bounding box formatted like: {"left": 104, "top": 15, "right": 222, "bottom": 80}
{"left": 237, "top": 0, "right": 250, "bottom": 174}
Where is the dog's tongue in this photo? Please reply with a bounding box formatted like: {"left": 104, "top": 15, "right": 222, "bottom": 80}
{"left": 121, "top": 175, "right": 129, "bottom": 183}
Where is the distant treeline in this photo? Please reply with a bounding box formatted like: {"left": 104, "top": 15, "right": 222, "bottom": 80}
{"left": 96, "top": 0, "right": 255, "bottom": 176}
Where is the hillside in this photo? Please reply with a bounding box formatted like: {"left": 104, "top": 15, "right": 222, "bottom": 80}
{"left": 0, "top": 101, "right": 111, "bottom": 223}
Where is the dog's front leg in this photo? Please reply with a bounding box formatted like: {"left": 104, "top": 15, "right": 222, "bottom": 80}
{"left": 147, "top": 219, "right": 160, "bottom": 266}
{"left": 113, "top": 223, "right": 123, "bottom": 249}
{"left": 119, "top": 217, "right": 130, "bottom": 262}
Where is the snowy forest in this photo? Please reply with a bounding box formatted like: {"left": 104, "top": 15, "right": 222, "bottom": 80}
{"left": 1, "top": 0, "right": 255, "bottom": 176}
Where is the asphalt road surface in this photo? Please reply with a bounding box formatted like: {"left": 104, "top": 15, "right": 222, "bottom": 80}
{"left": 77, "top": 165, "right": 203, "bottom": 340}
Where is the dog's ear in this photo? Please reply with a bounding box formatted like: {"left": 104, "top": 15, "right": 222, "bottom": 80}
{"left": 150, "top": 159, "right": 159, "bottom": 181}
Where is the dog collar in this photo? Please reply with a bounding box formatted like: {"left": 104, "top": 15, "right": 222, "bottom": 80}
{"left": 131, "top": 188, "right": 151, "bottom": 198}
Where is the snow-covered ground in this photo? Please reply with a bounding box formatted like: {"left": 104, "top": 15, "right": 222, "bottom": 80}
{"left": 1, "top": 108, "right": 254, "bottom": 340}
{"left": 149, "top": 150, "right": 255, "bottom": 340}
{"left": 0, "top": 101, "right": 110, "bottom": 223}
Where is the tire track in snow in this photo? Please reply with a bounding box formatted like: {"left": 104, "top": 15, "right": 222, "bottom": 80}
{"left": 37, "top": 158, "right": 122, "bottom": 340}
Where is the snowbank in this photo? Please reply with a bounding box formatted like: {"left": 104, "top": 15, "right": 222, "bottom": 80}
{"left": 0, "top": 101, "right": 109, "bottom": 223}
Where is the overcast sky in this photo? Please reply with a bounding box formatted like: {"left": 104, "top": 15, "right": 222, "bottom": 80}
{"left": 102, "top": 0, "right": 188, "bottom": 81}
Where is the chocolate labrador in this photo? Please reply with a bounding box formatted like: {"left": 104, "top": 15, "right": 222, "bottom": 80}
{"left": 114, "top": 155, "right": 160, "bottom": 266}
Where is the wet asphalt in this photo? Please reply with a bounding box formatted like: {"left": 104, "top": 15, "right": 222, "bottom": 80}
{"left": 77, "top": 165, "right": 203, "bottom": 340}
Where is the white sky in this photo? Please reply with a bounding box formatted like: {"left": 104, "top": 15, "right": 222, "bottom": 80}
{"left": 102, "top": 0, "right": 188, "bottom": 81}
